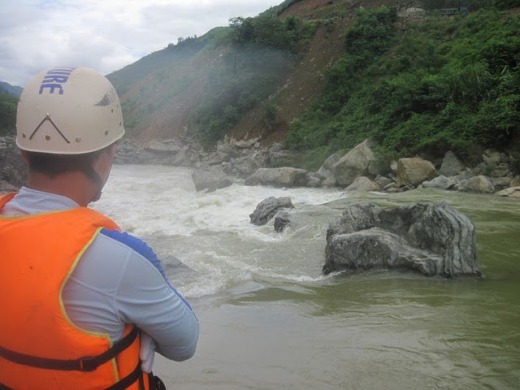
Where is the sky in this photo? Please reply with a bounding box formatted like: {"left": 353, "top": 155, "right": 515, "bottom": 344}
{"left": 0, "top": 0, "right": 283, "bottom": 87}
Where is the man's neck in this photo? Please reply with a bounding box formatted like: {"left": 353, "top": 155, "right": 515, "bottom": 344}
{"left": 25, "top": 172, "right": 98, "bottom": 207}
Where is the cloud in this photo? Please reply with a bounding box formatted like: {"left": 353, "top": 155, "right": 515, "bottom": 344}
{"left": 0, "top": 0, "right": 281, "bottom": 86}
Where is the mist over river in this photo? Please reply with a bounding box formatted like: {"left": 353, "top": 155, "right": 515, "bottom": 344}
{"left": 93, "top": 164, "right": 520, "bottom": 390}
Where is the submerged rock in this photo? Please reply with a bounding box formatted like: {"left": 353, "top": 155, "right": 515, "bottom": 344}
{"left": 191, "top": 165, "right": 232, "bottom": 192}
{"left": 250, "top": 197, "right": 294, "bottom": 226}
{"left": 245, "top": 167, "right": 308, "bottom": 187}
{"left": 323, "top": 202, "right": 480, "bottom": 278}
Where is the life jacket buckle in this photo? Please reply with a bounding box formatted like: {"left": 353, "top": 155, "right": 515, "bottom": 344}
{"left": 79, "top": 357, "right": 98, "bottom": 372}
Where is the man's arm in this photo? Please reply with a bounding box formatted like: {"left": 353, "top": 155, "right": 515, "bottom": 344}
{"left": 63, "top": 230, "right": 199, "bottom": 364}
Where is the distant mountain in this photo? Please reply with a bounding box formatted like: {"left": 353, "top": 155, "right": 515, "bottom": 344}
{"left": 0, "top": 81, "right": 22, "bottom": 97}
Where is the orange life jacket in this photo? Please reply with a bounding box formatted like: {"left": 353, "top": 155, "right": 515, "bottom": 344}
{"left": 0, "top": 193, "right": 150, "bottom": 390}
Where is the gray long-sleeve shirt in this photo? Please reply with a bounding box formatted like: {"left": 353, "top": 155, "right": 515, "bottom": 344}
{"left": 1, "top": 187, "right": 199, "bottom": 372}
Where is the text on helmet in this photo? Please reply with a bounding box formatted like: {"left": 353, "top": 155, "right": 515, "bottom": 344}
{"left": 38, "top": 66, "right": 77, "bottom": 95}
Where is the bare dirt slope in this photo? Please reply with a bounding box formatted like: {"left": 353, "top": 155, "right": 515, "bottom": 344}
{"left": 121, "top": 0, "right": 403, "bottom": 147}
{"left": 229, "top": 0, "right": 394, "bottom": 146}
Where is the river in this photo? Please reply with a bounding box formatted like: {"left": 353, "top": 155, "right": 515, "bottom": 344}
{"left": 93, "top": 164, "right": 520, "bottom": 390}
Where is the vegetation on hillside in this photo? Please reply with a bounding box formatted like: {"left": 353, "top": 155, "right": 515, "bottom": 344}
{"left": 190, "top": 15, "right": 315, "bottom": 147}
{"left": 286, "top": 5, "right": 520, "bottom": 167}
{"left": 106, "top": 0, "right": 519, "bottom": 171}
{"left": 0, "top": 93, "right": 17, "bottom": 136}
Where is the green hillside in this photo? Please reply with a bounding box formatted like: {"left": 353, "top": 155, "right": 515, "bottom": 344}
{"left": 107, "top": 0, "right": 520, "bottom": 170}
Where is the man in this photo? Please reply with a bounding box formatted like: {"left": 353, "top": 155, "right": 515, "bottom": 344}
{"left": 0, "top": 66, "right": 199, "bottom": 389}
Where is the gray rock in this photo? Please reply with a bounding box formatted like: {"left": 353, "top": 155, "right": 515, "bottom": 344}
{"left": 333, "top": 140, "right": 377, "bottom": 186}
{"left": 274, "top": 211, "right": 291, "bottom": 232}
{"left": 250, "top": 197, "right": 294, "bottom": 226}
{"left": 316, "top": 151, "right": 343, "bottom": 185}
{"left": 439, "top": 151, "right": 465, "bottom": 177}
{"left": 489, "top": 163, "right": 510, "bottom": 178}
{"left": 374, "top": 175, "right": 393, "bottom": 188}
{"left": 245, "top": 167, "right": 309, "bottom": 187}
{"left": 397, "top": 157, "right": 436, "bottom": 186}
{"left": 492, "top": 176, "right": 512, "bottom": 191}
{"left": 344, "top": 176, "right": 381, "bottom": 192}
{"left": 192, "top": 165, "right": 233, "bottom": 192}
{"left": 323, "top": 202, "right": 480, "bottom": 278}
{"left": 496, "top": 186, "right": 520, "bottom": 199}
{"left": 145, "top": 139, "right": 182, "bottom": 154}
{"left": 422, "top": 175, "right": 456, "bottom": 190}
{"left": 305, "top": 172, "right": 322, "bottom": 188}
{"left": 216, "top": 142, "right": 240, "bottom": 162}
{"left": 457, "top": 175, "right": 494, "bottom": 193}
{"left": 482, "top": 149, "right": 506, "bottom": 166}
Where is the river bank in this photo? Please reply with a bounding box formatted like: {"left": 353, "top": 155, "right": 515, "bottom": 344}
{"left": 2, "top": 134, "right": 520, "bottom": 201}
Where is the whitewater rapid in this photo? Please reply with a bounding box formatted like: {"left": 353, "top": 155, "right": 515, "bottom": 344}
{"left": 93, "top": 164, "right": 345, "bottom": 299}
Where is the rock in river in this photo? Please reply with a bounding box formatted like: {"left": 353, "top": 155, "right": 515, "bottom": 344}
{"left": 323, "top": 202, "right": 481, "bottom": 278}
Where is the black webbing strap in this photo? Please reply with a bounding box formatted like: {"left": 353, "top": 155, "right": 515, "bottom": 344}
{"left": 105, "top": 360, "right": 143, "bottom": 390}
{"left": 0, "top": 326, "right": 139, "bottom": 372}
{"left": 0, "top": 361, "right": 143, "bottom": 390}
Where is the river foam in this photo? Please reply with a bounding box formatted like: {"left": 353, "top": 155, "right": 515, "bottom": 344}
{"left": 93, "top": 164, "right": 344, "bottom": 298}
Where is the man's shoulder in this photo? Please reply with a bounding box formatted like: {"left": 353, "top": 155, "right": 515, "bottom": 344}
{"left": 99, "top": 229, "right": 154, "bottom": 260}
{"left": 98, "top": 229, "right": 167, "bottom": 279}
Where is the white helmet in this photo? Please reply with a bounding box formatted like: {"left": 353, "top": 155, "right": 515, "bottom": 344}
{"left": 16, "top": 66, "right": 125, "bottom": 154}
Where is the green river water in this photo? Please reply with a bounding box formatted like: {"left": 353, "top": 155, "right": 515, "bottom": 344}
{"left": 98, "top": 168, "right": 519, "bottom": 390}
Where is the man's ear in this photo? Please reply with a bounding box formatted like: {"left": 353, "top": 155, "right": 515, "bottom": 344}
{"left": 20, "top": 150, "right": 30, "bottom": 166}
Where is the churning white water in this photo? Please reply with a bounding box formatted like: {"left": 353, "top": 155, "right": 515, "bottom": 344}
{"left": 94, "top": 164, "right": 345, "bottom": 300}
{"left": 92, "top": 164, "right": 520, "bottom": 390}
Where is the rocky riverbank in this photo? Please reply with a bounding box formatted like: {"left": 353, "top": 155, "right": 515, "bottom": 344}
{"left": 2, "top": 134, "right": 520, "bottom": 199}
{"left": 0, "top": 136, "right": 26, "bottom": 193}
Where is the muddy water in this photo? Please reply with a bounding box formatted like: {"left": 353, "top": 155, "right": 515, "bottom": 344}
{"left": 95, "top": 165, "right": 520, "bottom": 389}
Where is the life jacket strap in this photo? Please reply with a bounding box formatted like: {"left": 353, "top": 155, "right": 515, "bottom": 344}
{"left": 105, "top": 359, "right": 143, "bottom": 390}
{"left": 0, "top": 326, "right": 139, "bottom": 372}
{"left": 0, "top": 361, "right": 144, "bottom": 390}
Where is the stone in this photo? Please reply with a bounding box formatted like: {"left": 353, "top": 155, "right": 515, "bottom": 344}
{"left": 397, "top": 157, "right": 436, "bottom": 186}
{"left": 245, "top": 167, "right": 309, "bottom": 187}
{"left": 496, "top": 186, "right": 520, "bottom": 199}
{"left": 422, "top": 175, "right": 456, "bottom": 190}
{"left": 191, "top": 165, "right": 232, "bottom": 192}
{"left": 457, "top": 175, "right": 494, "bottom": 193}
{"left": 333, "top": 140, "right": 377, "bottom": 186}
{"left": 323, "top": 202, "right": 480, "bottom": 278}
{"left": 316, "top": 151, "right": 343, "bottom": 185}
{"left": 344, "top": 176, "right": 381, "bottom": 192}
{"left": 250, "top": 197, "right": 294, "bottom": 226}
{"left": 439, "top": 151, "right": 465, "bottom": 177}
{"left": 145, "top": 139, "right": 181, "bottom": 153}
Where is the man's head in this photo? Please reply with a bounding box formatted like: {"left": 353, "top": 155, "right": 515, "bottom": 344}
{"left": 17, "top": 66, "right": 124, "bottom": 154}
{"left": 16, "top": 66, "right": 125, "bottom": 203}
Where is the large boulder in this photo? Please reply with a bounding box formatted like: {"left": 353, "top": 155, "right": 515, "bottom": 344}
{"left": 496, "top": 186, "right": 520, "bottom": 199}
{"left": 191, "top": 165, "right": 232, "bottom": 192}
{"left": 250, "top": 197, "right": 294, "bottom": 226}
{"left": 316, "top": 151, "right": 343, "bottom": 186}
{"left": 422, "top": 175, "right": 456, "bottom": 190}
{"left": 344, "top": 176, "right": 381, "bottom": 192}
{"left": 245, "top": 167, "right": 308, "bottom": 187}
{"left": 397, "top": 157, "right": 436, "bottom": 186}
{"left": 323, "top": 202, "right": 480, "bottom": 278}
{"left": 333, "top": 140, "right": 377, "bottom": 186}
{"left": 145, "top": 139, "right": 182, "bottom": 154}
{"left": 439, "top": 151, "right": 465, "bottom": 177}
{"left": 457, "top": 175, "right": 494, "bottom": 193}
